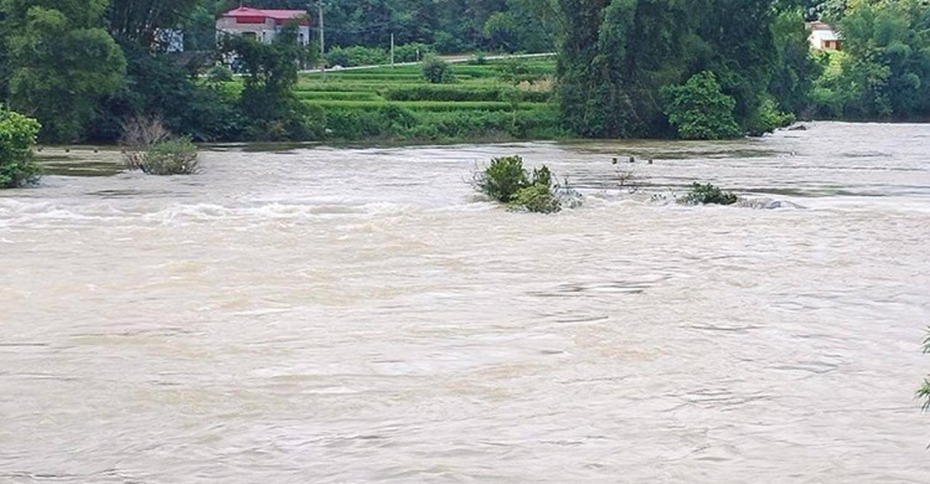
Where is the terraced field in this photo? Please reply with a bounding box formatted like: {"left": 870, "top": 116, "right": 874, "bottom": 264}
{"left": 294, "top": 57, "right": 561, "bottom": 141}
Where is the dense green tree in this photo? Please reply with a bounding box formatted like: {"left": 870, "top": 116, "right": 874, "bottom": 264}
{"left": 770, "top": 6, "right": 822, "bottom": 116}
{"left": 482, "top": 0, "right": 552, "bottom": 52}
{"left": 555, "top": 0, "right": 704, "bottom": 137}
{"left": 89, "top": 42, "right": 244, "bottom": 142}
{"left": 221, "top": 23, "right": 320, "bottom": 140}
{"left": 86, "top": 0, "right": 243, "bottom": 143}
{"left": 662, "top": 71, "right": 742, "bottom": 139}
{"left": 182, "top": 3, "right": 220, "bottom": 51}
{"left": 109, "top": 0, "right": 201, "bottom": 48}
{"left": 554, "top": 0, "right": 799, "bottom": 138}
{"left": 235, "top": 0, "right": 554, "bottom": 53}
{"left": 834, "top": 0, "right": 930, "bottom": 118}
{"left": 810, "top": 0, "right": 930, "bottom": 120}
{"left": 0, "top": 105, "right": 41, "bottom": 188}
{"left": 1, "top": 0, "right": 126, "bottom": 142}
{"left": 0, "top": 28, "right": 9, "bottom": 102}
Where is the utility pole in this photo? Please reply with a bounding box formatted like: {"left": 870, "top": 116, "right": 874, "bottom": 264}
{"left": 390, "top": 33, "right": 395, "bottom": 67}
{"left": 317, "top": 1, "right": 325, "bottom": 75}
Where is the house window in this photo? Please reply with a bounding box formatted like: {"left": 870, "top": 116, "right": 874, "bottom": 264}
{"left": 242, "top": 31, "right": 257, "bottom": 40}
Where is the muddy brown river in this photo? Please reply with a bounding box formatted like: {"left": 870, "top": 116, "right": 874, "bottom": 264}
{"left": 2, "top": 122, "right": 929, "bottom": 482}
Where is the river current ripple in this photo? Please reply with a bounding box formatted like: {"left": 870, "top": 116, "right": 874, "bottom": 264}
{"left": 1, "top": 122, "right": 929, "bottom": 482}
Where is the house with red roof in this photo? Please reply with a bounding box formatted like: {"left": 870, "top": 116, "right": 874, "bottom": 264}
{"left": 217, "top": 6, "right": 311, "bottom": 46}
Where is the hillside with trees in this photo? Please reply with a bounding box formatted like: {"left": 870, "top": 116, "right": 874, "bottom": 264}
{"left": 0, "top": 0, "right": 555, "bottom": 143}
{"left": 809, "top": 0, "right": 930, "bottom": 120}
{"left": 1, "top": 0, "right": 929, "bottom": 144}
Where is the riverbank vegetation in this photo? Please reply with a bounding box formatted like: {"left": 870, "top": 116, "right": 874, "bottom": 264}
{"left": 2, "top": 0, "right": 930, "bottom": 147}
{"left": 0, "top": 0, "right": 556, "bottom": 145}
{"left": 553, "top": 0, "right": 930, "bottom": 139}
{"left": 552, "top": 0, "right": 812, "bottom": 139}
{"left": 809, "top": 0, "right": 930, "bottom": 120}
{"left": 0, "top": 106, "right": 41, "bottom": 188}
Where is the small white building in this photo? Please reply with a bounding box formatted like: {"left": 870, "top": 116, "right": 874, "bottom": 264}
{"left": 216, "top": 6, "right": 311, "bottom": 46}
{"left": 808, "top": 21, "right": 842, "bottom": 51}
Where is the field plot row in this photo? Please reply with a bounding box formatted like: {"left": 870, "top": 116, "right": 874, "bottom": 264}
{"left": 290, "top": 58, "right": 562, "bottom": 140}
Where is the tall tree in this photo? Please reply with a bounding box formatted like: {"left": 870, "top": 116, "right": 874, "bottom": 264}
{"left": 555, "top": 0, "right": 702, "bottom": 137}
{"left": 109, "top": 0, "right": 201, "bottom": 48}
{"left": 221, "top": 22, "right": 317, "bottom": 140}
{"left": 770, "top": 6, "right": 821, "bottom": 115}
{"left": 1, "top": 0, "right": 126, "bottom": 142}
{"left": 835, "top": 0, "right": 930, "bottom": 118}
{"left": 554, "top": 0, "right": 790, "bottom": 138}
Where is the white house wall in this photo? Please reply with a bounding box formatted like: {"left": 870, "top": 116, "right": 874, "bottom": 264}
{"left": 216, "top": 17, "right": 311, "bottom": 46}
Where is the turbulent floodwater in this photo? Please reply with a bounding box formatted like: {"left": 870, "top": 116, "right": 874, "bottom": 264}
{"left": 2, "top": 122, "right": 930, "bottom": 482}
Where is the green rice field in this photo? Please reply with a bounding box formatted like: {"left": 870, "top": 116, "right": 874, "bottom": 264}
{"left": 293, "top": 56, "right": 562, "bottom": 142}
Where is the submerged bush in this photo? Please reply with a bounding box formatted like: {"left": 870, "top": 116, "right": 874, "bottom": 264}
{"left": 478, "top": 155, "right": 529, "bottom": 202}
{"left": 0, "top": 106, "right": 42, "bottom": 188}
{"left": 678, "top": 182, "right": 738, "bottom": 205}
{"left": 121, "top": 116, "right": 199, "bottom": 175}
{"left": 512, "top": 183, "right": 561, "bottom": 213}
{"left": 125, "top": 137, "right": 199, "bottom": 175}
{"left": 475, "top": 155, "right": 579, "bottom": 213}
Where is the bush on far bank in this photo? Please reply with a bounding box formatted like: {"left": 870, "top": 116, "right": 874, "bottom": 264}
{"left": 0, "top": 106, "right": 42, "bottom": 188}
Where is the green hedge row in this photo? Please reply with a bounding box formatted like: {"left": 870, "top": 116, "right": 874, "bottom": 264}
{"left": 382, "top": 86, "right": 551, "bottom": 102}
{"left": 317, "top": 105, "right": 561, "bottom": 141}
{"left": 303, "top": 100, "right": 549, "bottom": 112}
{"left": 294, "top": 91, "right": 381, "bottom": 101}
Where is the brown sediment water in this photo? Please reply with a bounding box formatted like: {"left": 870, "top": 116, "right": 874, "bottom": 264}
{"left": 1, "top": 122, "right": 929, "bottom": 482}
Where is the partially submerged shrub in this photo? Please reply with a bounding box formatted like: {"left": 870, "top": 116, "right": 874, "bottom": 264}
{"left": 121, "top": 116, "right": 199, "bottom": 175}
{"left": 678, "top": 182, "right": 738, "bottom": 205}
{"left": 0, "top": 106, "right": 42, "bottom": 188}
{"left": 474, "top": 155, "right": 580, "bottom": 213}
{"left": 130, "top": 137, "right": 199, "bottom": 175}
{"left": 512, "top": 183, "right": 561, "bottom": 213}
{"left": 479, "top": 155, "right": 528, "bottom": 202}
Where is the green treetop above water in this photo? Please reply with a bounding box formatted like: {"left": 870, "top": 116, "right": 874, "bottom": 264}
{"left": 1, "top": 0, "right": 126, "bottom": 142}
{"left": 0, "top": 106, "right": 41, "bottom": 188}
